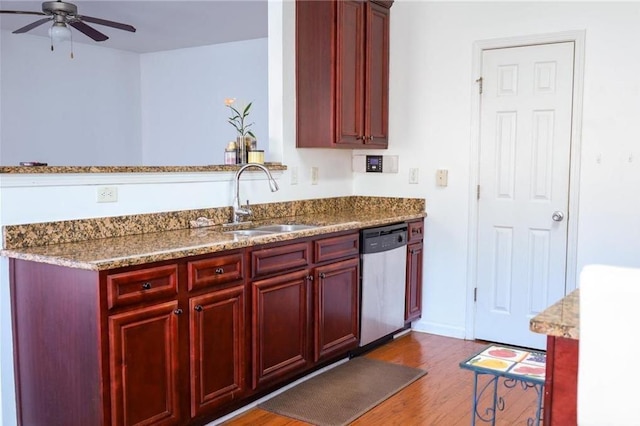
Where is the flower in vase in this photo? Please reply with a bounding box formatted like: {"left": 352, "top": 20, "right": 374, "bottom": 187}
{"left": 225, "top": 98, "right": 255, "bottom": 139}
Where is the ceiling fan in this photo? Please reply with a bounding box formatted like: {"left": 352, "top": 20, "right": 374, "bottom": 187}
{"left": 0, "top": 1, "right": 136, "bottom": 42}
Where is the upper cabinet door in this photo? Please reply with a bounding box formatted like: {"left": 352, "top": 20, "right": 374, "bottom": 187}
{"left": 335, "top": 0, "right": 366, "bottom": 146}
{"left": 364, "top": 2, "right": 390, "bottom": 147}
{"left": 296, "top": 0, "right": 392, "bottom": 149}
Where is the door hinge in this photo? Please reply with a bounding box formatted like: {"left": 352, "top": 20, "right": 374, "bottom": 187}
{"left": 476, "top": 77, "right": 483, "bottom": 94}
{"left": 476, "top": 185, "right": 480, "bottom": 200}
{"left": 474, "top": 287, "right": 477, "bottom": 302}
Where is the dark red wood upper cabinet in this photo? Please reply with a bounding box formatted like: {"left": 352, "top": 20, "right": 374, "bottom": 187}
{"left": 297, "top": 0, "right": 391, "bottom": 149}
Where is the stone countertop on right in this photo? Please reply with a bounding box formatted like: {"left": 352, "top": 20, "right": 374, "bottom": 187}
{"left": 530, "top": 289, "right": 579, "bottom": 340}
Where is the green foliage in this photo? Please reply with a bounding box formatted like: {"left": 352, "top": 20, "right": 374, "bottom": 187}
{"left": 226, "top": 100, "right": 255, "bottom": 138}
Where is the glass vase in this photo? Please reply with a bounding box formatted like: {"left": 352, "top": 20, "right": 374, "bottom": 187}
{"left": 236, "top": 134, "right": 247, "bottom": 164}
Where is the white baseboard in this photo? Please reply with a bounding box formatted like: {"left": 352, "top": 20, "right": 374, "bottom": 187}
{"left": 411, "top": 319, "right": 466, "bottom": 339}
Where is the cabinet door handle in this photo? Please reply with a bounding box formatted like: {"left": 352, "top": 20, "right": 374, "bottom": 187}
{"left": 368, "top": 135, "right": 374, "bottom": 141}
{"left": 141, "top": 282, "right": 152, "bottom": 290}
{"left": 307, "top": 275, "right": 314, "bottom": 281}
{"left": 174, "top": 308, "right": 183, "bottom": 315}
{"left": 319, "top": 272, "right": 326, "bottom": 279}
{"left": 194, "top": 305, "right": 203, "bottom": 312}
{"left": 215, "top": 267, "right": 224, "bottom": 274}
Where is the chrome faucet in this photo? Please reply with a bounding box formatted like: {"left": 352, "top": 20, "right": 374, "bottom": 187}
{"left": 232, "top": 163, "right": 279, "bottom": 223}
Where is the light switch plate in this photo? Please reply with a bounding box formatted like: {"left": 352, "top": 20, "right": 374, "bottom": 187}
{"left": 409, "top": 168, "right": 419, "bottom": 184}
{"left": 436, "top": 169, "right": 448, "bottom": 187}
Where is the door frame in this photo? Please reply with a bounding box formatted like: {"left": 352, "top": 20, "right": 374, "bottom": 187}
{"left": 465, "top": 31, "right": 586, "bottom": 340}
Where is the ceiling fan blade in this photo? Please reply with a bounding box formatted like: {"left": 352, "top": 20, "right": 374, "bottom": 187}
{"left": 0, "top": 10, "right": 47, "bottom": 16}
{"left": 12, "top": 17, "right": 52, "bottom": 34}
{"left": 77, "top": 15, "right": 136, "bottom": 33}
{"left": 68, "top": 20, "right": 108, "bottom": 41}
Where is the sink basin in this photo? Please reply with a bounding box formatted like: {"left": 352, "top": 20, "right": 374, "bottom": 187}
{"left": 254, "top": 224, "right": 318, "bottom": 233}
{"left": 224, "top": 229, "right": 277, "bottom": 237}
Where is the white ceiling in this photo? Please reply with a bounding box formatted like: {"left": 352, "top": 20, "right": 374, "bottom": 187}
{"left": 0, "top": 0, "right": 268, "bottom": 53}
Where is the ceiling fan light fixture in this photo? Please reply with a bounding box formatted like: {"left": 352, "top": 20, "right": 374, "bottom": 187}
{"left": 48, "top": 22, "right": 71, "bottom": 43}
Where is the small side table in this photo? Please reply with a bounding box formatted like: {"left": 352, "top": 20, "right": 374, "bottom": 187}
{"left": 459, "top": 344, "right": 546, "bottom": 426}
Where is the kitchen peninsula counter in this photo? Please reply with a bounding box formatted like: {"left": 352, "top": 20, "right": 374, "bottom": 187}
{"left": 530, "top": 289, "right": 580, "bottom": 426}
{"left": 0, "top": 164, "right": 287, "bottom": 174}
{"left": 1, "top": 196, "right": 425, "bottom": 271}
{"left": 530, "top": 288, "right": 579, "bottom": 339}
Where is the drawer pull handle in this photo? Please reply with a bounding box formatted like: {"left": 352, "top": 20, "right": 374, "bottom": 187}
{"left": 194, "top": 305, "right": 203, "bottom": 312}
{"left": 215, "top": 268, "right": 224, "bottom": 274}
{"left": 142, "top": 282, "right": 152, "bottom": 290}
{"left": 174, "top": 308, "right": 183, "bottom": 315}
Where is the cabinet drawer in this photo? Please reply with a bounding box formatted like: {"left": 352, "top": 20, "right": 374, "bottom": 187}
{"left": 107, "top": 264, "right": 178, "bottom": 309}
{"left": 314, "top": 233, "right": 359, "bottom": 264}
{"left": 251, "top": 242, "right": 310, "bottom": 279}
{"left": 408, "top": 220, "right": 424, "bottom": 243}
{"left": 188, "top": 252, "right": 244, "bottom": 292}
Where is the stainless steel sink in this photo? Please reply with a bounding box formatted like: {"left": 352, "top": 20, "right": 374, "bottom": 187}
{"left": 254, "top": 224, "right": 318, "bottom": 232}
{"left": 223, "top": 229, "right": 277, "bottom": 237}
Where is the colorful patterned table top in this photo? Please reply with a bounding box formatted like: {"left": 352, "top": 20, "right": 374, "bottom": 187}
{"left": 460, "top": 345, "right": 546, "bottom": 385}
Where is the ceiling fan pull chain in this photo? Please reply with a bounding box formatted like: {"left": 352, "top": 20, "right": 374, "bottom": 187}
{"left": 69, "top": 28, "right": 74, "bottom": 59}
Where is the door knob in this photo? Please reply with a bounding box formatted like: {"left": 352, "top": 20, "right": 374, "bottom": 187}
{"left": 552, "top": 211, "right": 565, "bottom": 222}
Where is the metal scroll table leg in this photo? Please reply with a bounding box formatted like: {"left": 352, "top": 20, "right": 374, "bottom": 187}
{"left": 471, "top": 372, "right": 503, "bottom": 425}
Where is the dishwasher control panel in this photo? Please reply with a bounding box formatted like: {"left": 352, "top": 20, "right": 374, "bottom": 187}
{"left": 360, "top": 223, "right": 408, "bottom": 254}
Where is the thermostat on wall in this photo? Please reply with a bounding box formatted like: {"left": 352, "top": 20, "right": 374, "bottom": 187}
{"left": 366, "top": 155, "right": 383, "bottom": 172}
{"left": 352, "top": 155, "right": 399, "bottom": 173}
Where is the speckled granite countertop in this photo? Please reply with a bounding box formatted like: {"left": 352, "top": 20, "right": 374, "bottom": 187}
{"left": 0, "top": 164, "right": 286, "bottom": 174}
{"left": 1, "top": 196, "right": 425, "bottom": 271}
{"left": 529, "top": 289, "right": 579, "bottom": 339}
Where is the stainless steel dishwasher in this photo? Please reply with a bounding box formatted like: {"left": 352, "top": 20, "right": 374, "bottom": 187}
{"left": 359, "top": 223, "right": 408, "bottom": 347}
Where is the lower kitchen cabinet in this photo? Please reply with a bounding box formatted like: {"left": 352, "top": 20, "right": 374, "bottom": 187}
{"left": 189, "top": 285, "right": 246, "bottom": 418}
{"left": 544, "top": 335, "right": 579, "bottom": 425}
{"left": 108, "top": 301, "right": 182, "bottom": 426}
{"left": 251, "top": 269, "right": 312, "bottom": 389}
{"left": 405, "top": 219, "right": 424, "bottom": 322}
{"left": 313, "top": 257, "right": 360, "bottom": 362}
{"left": 9, "top": 225, "right": 420, "bottom": 425}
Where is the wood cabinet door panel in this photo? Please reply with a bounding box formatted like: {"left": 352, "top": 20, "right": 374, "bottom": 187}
{"left": 108, "top": 301, "right": 181, "bottom": 426}
{"left": 314, "top": 258, "right": 360, "bottom": 362}
{"left": 107, "top": 264, "right": 178, "bottom": 310}
{"left": 314, "top": 232, "right": 360, "bottom": 264}
{"left": 190, "top": 286, "right": 246, "bottom": 418}
{"left": 251, "top": 269, "right": 311, "bottom": 389}
{"left": 364, "top": 2, "right": 390, "bottom": 147}
{"left": 187, "top": 252, "right": 244, "bottom": 292}
{"left": 336, "top": 0, "right": 365, "bottom": 145}
{"left": 405, "top": 241, "right": 423, "bottom": 322}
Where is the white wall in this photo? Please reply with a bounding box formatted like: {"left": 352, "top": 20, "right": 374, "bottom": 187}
{"left": 354, "top": 1, "right": 640, "bottom": 338}
{"left": 0, "top": 32, "right": 269, "bottom": 166}
{"left": 140, "top": 39, "right": 269, "bottom": 166}
{"left": 0, "top": 31, "right": 142, "bottom": 165}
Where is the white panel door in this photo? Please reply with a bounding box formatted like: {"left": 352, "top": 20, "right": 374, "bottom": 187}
{"left": 475, "top": 42, "right": 574, "bottom": 350}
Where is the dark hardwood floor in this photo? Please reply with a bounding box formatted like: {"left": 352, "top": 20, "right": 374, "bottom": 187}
{"left": 223, "top": 332, "right": 540, "bottom": 425}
